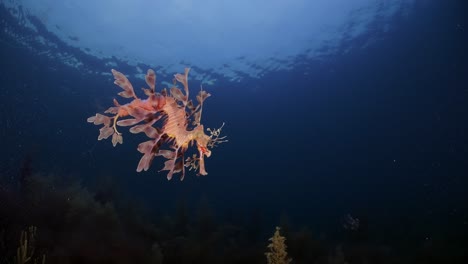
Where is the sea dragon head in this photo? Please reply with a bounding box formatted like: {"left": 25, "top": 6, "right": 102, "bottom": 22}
{"left": 185, "top": 123, "right": 227, "bottom": 175}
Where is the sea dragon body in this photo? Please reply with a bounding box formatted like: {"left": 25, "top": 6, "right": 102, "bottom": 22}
{"left": 87, "top": 68, "right": 226, "bottom": 180}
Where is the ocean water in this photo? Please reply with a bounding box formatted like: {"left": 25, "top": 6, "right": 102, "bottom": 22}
{"left": 0, "top": 1, "right": 467, "bottom": 263}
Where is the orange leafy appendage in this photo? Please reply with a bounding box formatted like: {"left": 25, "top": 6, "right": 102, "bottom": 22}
{"left": 87, "top": 68, "right": 227, "bottom": 180}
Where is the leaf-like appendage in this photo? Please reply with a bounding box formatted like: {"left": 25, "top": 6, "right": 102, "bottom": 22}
{"left": 143, "top": 126, "right": 159, "bottom": 138}
{"left": 192, "top": 111, "right": 202, "bottom": 126}
{"left": 129, "top": 124, "right": 144, "bottom": 134}
{"left": 137, "top": 153, "right": 154, "bottom": 172}
{"left": 137, "top": 140, "right": 155, "bottom": 154}
{"left": 112, "top": 69, "right": 137, "bottom": 99}
{"left": 173, "top": 159, "right": 185, "bottom": 180}
{"left": 113, "top": 98, "right": 121, "bottom": 106}
{"left": 174, "top": 68, "right": 190, "bottom": 104}
{"left": 170, "top": 87, "right": 187, "bottom": 103}
{"left": 142, "top": 88, "right": 153, "bottom": 97}
{"left": 161, "top": 159, "right": 175, "bottom": 172}
{"left": 104, "top": 106, "right": 119, "bottom": 114}
{"left": 98, "top": 126, "right": 114, "bottom": 140}
{"left": 196, "top": 90, "right": 211, "bottom": 104}
{"left": 112, "top": 133, "right": 123, "bottom": 146}
{"left": 88, "top": 114, "right": 111, "bottom": 126}
{"left": 145, "top": 69, "right": 156, "bottom": 91}
{"left": 126, "top": 106, "right": 149, "bottom": 120}
{"left": 117, "top": 118, "right": 141, "bottom": 127}
{"left": 157, "top": 150, "right": 175, "bottom": 159}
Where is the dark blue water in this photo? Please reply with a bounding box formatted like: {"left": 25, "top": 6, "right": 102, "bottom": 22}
{"left": 1, "top": 1, "right": 467, "bottom": 263}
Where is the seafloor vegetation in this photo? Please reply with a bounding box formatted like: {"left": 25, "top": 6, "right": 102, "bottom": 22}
{"left": 0, "top": 156, "right": 466, "bottom": 264}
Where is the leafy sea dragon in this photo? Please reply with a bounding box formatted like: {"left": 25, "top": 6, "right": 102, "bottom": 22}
{"left": 87, "top": 68, "right": 227, "bottom": 180}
